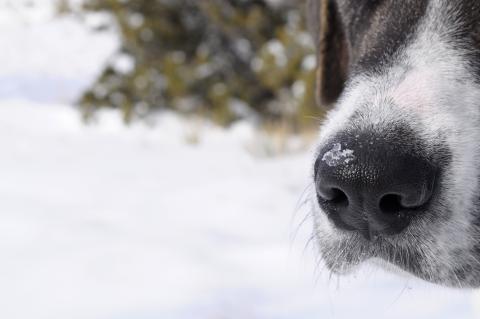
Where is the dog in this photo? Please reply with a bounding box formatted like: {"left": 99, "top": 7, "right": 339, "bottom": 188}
{"left": 308, "top": 0, "right": 480, "bottom": 288}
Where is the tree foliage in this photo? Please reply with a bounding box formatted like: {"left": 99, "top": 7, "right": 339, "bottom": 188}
{"left": 79, "top": 0, "right": 322, "bottom": 128}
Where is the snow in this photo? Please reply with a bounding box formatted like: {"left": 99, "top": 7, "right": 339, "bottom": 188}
{"left": 302, "top": 54, "right": 317, "bottom": 71}
{"left": 266, "top": 39, "right": 288, "bottom": 67}
{"left": 2, "top": 99, "right": 479, "bottom": 319}
{"left": 322, "top": 143, "right": 356, "bottom": 167}
{"left": 112, "top": 53, "right": 136, "bottom": 75}
{"left": 1, "top": 1, "right": 480, "bottom": 319}
{"left": 0, "top": 0, "right": 117, "bottom": 103}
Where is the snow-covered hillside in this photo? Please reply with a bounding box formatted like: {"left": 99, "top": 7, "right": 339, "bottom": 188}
{"left": 1, "top": 1, "right": 480, "bottom": 319}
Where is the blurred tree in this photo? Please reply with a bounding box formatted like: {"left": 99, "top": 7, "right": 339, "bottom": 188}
{"left": 78, "top": 0, "right": 322, "bottom": 128}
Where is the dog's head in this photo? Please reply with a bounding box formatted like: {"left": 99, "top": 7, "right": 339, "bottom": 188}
{"left": 308, "top": 0, "right": 480, "bottom": 287}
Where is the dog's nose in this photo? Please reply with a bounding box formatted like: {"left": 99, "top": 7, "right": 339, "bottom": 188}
{"left": 315, "top": 132, "right": 437, "bottom": 240}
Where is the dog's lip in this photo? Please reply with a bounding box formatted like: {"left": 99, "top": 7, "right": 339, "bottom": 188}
{"left": 322, "top": 245, "right": 392, "bottom": 276}
{"left": 343, "top": 232, "right": 425, "bottom": 272}
{"left": 318, "top": 202, "right": 427, "bottom": 241}
{"left": 321, "top": 226, "right": 479, "bottom": 288}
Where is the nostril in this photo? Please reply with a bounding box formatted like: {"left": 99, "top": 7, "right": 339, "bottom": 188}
{"left": 317, "top": 185, "right": 349, "bottom": 206}
{"left": 379, "top": 194, "right": 403, "bottom": 214}
{"left": 330, "top": 188, "right": 349, "bottom": 207}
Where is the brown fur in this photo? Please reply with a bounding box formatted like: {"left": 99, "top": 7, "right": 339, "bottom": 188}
{"left": 307, "top": 0, "right": 349, "bottom": 108}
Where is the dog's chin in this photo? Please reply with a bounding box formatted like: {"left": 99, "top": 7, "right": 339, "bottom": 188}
{"left": 316, "top": 227, "right": 480, "bottom": 288}
{"left": 325, "top": 255, "right": 417, "bottom": 279}
{"left": 318, "top": 235, "right": 423, "bottom": 284}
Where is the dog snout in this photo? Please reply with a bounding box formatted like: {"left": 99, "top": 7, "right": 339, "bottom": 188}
{"left": 314, "top": 131, "right": 437, "bottom": 240}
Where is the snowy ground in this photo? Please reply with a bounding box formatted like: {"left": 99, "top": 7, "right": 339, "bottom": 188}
{"left": 1, "top": 1, "right": 480, "bottom": 319}
{"left": 2, "top": 100, "right": 479, "bottom": 319}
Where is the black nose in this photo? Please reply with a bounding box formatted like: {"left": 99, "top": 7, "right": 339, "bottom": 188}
{"left": 315, "top": 131, "right": 437, "bottom": 240}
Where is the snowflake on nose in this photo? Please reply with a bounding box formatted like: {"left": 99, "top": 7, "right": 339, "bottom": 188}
{"left": 322, "top": 143, "right": 356, "bottom": 167}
